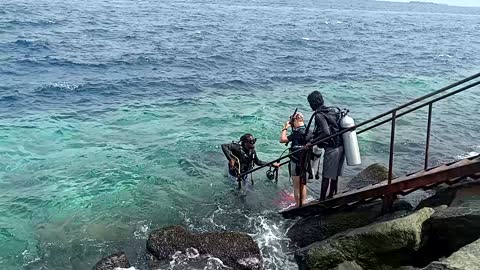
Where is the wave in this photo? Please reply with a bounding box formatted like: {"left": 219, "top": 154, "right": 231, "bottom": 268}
{"left": 455, "top": 145, "right": 480, "bottom": 159}
{"left": 35, "top": 82, "right": 80, "bottom": 94}
{"left": 15, "top": 57, "right": 108, "bottom": 68}
{"left": 0, "top": 95, "right": 20, "bottom": 102}
{"left": 247, "top": 213, "right": 297, "bottom": 269}
{"left": 182, "top": 204, "right": 296, "bottom": 269}
{"left": 438, "top": 54, "right": 453, "bottom": 58}
{"left": 6, "top": 19, "right": 58, "bottom": 27}
{"left": 8, "top": 39, "right": 51, "bottom": 52}
{"left": 33, "top": 82, "right": 124, "bottom": 98}
{"left": 15, "top": 39, "right": 48, "bottom": 47}
{"left": 113, "top": 55, "right": 159, "bottom": 66}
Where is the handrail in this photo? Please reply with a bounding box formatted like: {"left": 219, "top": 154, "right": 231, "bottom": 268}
{"left": 238, "top": 72, "right": 480, "bottom": 178}
{"left": 357, "top": 79, "right": 480, "bottom": 135}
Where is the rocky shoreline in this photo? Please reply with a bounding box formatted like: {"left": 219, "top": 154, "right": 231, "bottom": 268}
{"left": 93, "top": 165, "right": 480, "bottom": 270}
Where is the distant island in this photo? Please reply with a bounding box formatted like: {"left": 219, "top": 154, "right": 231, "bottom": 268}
{"left": 408, "top": 1, "right": 443, "bottom": 5}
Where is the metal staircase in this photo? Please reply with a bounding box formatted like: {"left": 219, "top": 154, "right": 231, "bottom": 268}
{"left": 280, "top": 154, "right": 480, "bottom": 218}
{"left": 239, "top": 72, "right": 480, "bottom": 219}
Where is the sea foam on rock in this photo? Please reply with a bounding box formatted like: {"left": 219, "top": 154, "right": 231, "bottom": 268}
{"left": 93, "top": 252, "right": 131, "bottom": 270}
{"left": 146, "top": 225, "right": 263, "bottom": 270}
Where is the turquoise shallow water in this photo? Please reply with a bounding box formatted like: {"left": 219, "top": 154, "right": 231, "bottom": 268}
{"left": 1, "top": 0, "right": 480, "bottom": 269}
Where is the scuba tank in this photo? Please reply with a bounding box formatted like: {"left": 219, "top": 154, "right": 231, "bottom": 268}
{"left": 339, "top": 111, "right": 361, "bottom": 166}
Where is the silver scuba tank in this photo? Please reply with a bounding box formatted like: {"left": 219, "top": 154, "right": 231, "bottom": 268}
{"left": 340, "top": 112, "right": 361, "bottom": 166}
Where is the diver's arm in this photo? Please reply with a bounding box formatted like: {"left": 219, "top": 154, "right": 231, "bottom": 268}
{"left": 279, "top": 122, "right": 290, "bottom": 143}
{"left": 310, "top": 113, "right": 331, "bottom": 143}
{"left": 222, "top": 143, "right": 241, "bottom": 168}
{"left": 221, "top": 144, "right": 231, "bottom": 161}
{"left": 253, "top": 150, "right": 267, "bottom": 166}
{"left": 221, "top": 143, "right": 235, "bottom": 161}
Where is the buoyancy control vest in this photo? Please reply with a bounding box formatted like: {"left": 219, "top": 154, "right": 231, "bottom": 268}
{"left": 306, "top": 106, "right": 343, "bottom": 148}
{"left": 289, "top": 126, "right": 308, "bottom": 164}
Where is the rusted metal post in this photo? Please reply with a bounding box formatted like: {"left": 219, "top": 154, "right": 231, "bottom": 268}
{"left": 381, "top": 195, "right": 394, "bottom": 215}
{"left": 382, "top": 111, "right": 397, "bottom": 214}
{"left": 425, "top": 103, "right": 433, "bottom": 170}
{"left": 388, "top": 111, "right": 397, "bottom": 184}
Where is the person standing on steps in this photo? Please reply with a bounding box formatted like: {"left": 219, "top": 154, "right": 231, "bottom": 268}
{"left": 279, "top": 111, "right": 308, "bottom": 206}
{"left": 306, "top": 91, "right": 345, "bottom": 201}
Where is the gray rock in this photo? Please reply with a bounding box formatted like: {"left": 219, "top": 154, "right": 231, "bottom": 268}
{"left": 331, "top": 261, "right": 363, "bottom": 270}
{"left": 346, "top": 163, "right": 390, "bottom": 190}
{"left": 422, "top": 207, "right": 480, "bottom": 255}
{"left": 93, "top": 252, "right": 131, "bottom": 270}
{"left": 298, "top": 208, "right": 435, "bottom": 270}
{"left": 423, "top": 237, "right": 480, "bottom": 270}
{"left": 146, "top": 225, "right": 262, "bottom": 270}
{"left": 288, "top": 199, "right": 413, "bottom": 248}
{"left": 415, "top": 178, "right": 480, "bottom": 210}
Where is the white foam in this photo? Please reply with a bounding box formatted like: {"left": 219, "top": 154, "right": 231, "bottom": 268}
{"left": 133, "top": 222, "right": 149, "bottom": 239}
{"left": 238, "top": 257, "right": 261, "bottom": 265}
{"left": 186, "top": 247, "right": 200, "bottom": 259}
{"left": 247, "top": 213, "right": 297, "bottom": 269}
{"left": 49, "top": 82, "right": 79, "bottom": 91}
{"left": 456, "top": 151, "right": 479, "bottom": 159}
{"left": 205, "top": 256, "right": 231, "bottom": 269}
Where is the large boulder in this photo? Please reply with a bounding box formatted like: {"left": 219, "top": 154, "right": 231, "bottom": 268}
{"left": 288, "top": 199, "right": 413, "bottom": 248}
{"left": 297, "top": 207, "right": 435, "bottom": 270}
{"left": 346, "top": 163, "right": 390, "bottom": 190}
{"left": 423, "top": 237, "right": 480, "bottom": 270}
{"left": 146, "top": 225, "right": 262, "bottom": 270}
{"left": 415, "top": 178, "right": 480, "bottom": 210}
{"left": 331, "top": 261, "right": 363, "bottom": 270}
{"left": 420, "top": 206, "right": 480, "bottom": 257}
{"left": 93, "top": 252, "right": 131, "bottom": 270}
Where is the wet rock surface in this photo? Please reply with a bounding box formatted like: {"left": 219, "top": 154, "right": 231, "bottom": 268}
{"left": 296, "top": 208, "right": 435, "bottom": 270}
{"left": 93, "top": 252, "right": 131, "bottom": 270}
{"left": 346, "top": 163, "right": 390, "bottom": 190}
{"left": 288, "top": 198, "right": 412, "bottom": 248}
{"left": 415, "top": 178, "right": 480, "bottom": 210}
{"left": 147, "top": 225, "right": 263, "bottom": 270}
{"left": 423, "top": 237, "right": 480, "bottom": 270}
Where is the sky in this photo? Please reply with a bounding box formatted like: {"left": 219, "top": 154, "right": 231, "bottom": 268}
{"left": 382, "top": 0, "right": 480, "bottom": 7}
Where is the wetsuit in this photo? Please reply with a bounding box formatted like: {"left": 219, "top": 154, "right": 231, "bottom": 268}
{"left": 221, "top": 143, "right": 267, "bottom": 179}
{"left": 287, "top": 126, "right": 308, "bottom": 177}
{"left": 310, "top": 106, "right": 343, "bottom": 148}
{"left": 308, "top": 105, "right": 345, "bottom": 199}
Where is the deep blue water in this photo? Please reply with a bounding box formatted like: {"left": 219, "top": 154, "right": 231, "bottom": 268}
{"left": 1, "top": 0, "right": 479, "bottom": 269}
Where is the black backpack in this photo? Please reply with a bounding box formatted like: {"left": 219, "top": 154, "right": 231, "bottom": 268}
{"left": 306, "top": 107, "right": 344, "bottom": 148}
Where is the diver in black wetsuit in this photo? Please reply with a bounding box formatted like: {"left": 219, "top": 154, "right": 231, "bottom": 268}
{"left": 221, "top": 133, "right": 279, "bottom": 187}
{"left": 306, "top": 91, "right": 346, "bottom": 201}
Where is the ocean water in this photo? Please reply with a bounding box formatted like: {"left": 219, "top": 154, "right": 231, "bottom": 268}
{"left": 1, "top": 0, "right": 479, "bottom": 269}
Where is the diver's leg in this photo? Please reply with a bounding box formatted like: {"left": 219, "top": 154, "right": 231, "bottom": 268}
{"left": 320, "top": 177, "right": 330, "bottom": 201}
{"left": 300, "top": 179, "right": 307, "bottom": 205}
{"left": 292, "top": 176, "right": 300, "bottom": 206}
{"left": 327, "top": 178, "right": 338, "bottom": 199}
